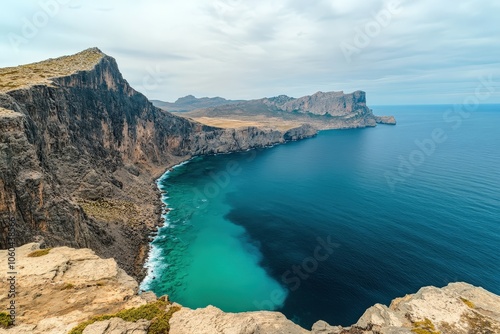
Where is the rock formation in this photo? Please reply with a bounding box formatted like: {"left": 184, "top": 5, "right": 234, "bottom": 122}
{"left": 265, "top": 90, "right": 367, "bottom": 116}
{"left": 0, "top": 48, "right": 316, "bottom": 280}
{"left": 1, "top": 244, "right": 499, "bottom": 334}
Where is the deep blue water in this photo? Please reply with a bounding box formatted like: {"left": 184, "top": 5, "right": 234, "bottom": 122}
{"left": 141, "top": 104, "right": 500, "bottom": 328}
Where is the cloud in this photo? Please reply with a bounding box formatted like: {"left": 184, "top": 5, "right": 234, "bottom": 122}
{"left": 0, "top": 0, "right": 499, "bottom": 104}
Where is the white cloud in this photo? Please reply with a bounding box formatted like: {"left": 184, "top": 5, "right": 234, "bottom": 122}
{"left": 0, "top": 0, "right": 499, "bottom": 104}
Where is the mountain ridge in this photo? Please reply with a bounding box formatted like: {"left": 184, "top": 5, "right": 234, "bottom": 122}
{"left": 152, "top": 95, "right": 243, "bottom": 112}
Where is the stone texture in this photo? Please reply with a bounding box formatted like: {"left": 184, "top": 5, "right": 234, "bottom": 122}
{"left": 0, "top": 243, "right": 150, "bottom": 333}
{"left": 82, "top": 318, "right": 150, "bottom": 334}
{"left": 375, "top": 115, "right": 397, "bottom": 125}
{"left": 268, "top": 90, "right": 367, "bottom": 116}
{"left": 311, "top": 320, "right": 343, "bottom": 333}
{"left": 169, "top": 305, "right": 310, "bottom": 334}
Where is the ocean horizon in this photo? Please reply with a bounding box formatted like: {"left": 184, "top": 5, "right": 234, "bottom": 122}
{"left": 141, "top": 104, "right": 500, "bottom": 328}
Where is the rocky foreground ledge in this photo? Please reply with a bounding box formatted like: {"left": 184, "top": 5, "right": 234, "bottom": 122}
{"left": 1, "top": 244, "right": 499, "bottom": 334}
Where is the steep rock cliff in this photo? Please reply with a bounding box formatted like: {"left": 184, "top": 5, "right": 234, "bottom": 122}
{"left": 264, "top": 90, "right": 396, "bottom": 126}
{"left": 265, "top": 90, "right": 367, "bottom": 116}
{"left": 0, "top": 48, "right": 317, "bottom": 279}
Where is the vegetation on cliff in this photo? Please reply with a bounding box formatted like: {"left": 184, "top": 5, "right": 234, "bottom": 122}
{"left": 0, "top": 48, "right": 103, "bottom": 92}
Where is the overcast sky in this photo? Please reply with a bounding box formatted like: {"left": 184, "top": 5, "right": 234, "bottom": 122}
{"left": 1, "top": 0, "right": 499, "bottom": 104}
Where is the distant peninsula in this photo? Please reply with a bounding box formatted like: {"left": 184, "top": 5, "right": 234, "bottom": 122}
{"left": 153, "top": 91, "right": 396, "bottom": 131}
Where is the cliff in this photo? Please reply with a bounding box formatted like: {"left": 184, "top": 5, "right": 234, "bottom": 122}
{"left": 264, "top": 90, "right": 367, "bottom": 116}
{"left": 1, "top": 244, "right": 499, "bottom": 334}
{"left": 0, "top": 48, "right": 316, "bottom": 280}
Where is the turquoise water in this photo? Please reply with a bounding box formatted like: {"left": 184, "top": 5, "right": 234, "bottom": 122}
{"left": 141, "top": 105, "right": 500, "bottom": 328}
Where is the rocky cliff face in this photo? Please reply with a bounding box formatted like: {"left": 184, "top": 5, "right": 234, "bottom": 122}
{"left": 1, "top": 244, "right": 499, "bottom": 334}
{"left": 0, "top": 48, "right": 317, "bottom": 280}
{"left": 265, "top": 90, "right": 367, "bottom": 116}
{"left": 263, "top": 90, "right": 396, "bottom": 126}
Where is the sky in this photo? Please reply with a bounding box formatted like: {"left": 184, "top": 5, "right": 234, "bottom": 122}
{"left": 1, "top": 0, "right": 499, "bottom": 104}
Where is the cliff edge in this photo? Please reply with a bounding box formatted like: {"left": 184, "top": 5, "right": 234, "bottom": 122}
{"left": 1, "top": 244, "right": 498, "bottom": 334}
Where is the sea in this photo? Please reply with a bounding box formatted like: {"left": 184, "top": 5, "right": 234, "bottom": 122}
{"left": 140, "top": 104, "right": 500, "bottom": 328}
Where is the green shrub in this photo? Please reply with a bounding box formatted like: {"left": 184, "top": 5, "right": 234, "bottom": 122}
{"left": 0, "top": 312, "right": 13, "bottom": 328}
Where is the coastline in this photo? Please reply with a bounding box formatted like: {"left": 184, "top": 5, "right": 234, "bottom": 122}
{"left": 139, "top": 128, "right": 322, "bottom": 288}
{"left": 140, "top": 158, "right": 195, "bottom": 291}
{"left": 138, "top": 122, "right": 391, "bottom": 291}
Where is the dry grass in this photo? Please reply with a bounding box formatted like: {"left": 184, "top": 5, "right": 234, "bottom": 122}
{"left": 78, "top": 198, "right": 141, "bottom": 225}
{"left": 411, "top": 318, "right": 440, "bottom": 334}
{"left": 463, "top": 311, "right": 500, "bottom": 333}
{"left": 60, "top": 283, "right": 75, "bottom": 291}
{"left": 192, "top": 116, "right": 302, "bottom": 131}
{"left": 0, "top": 48, "right": 104, "bottom": 93}
{"left": 193, "top": 117, "right": 265, "bottom": 128}
{"left": 460, "top": 297, "right": 475, "bottom": 309}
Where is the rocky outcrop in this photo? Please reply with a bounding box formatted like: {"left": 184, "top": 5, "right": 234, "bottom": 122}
{"left": 1, "top": 244, "right": 499, "bottom": 334}
{"left": 0, "top": 243, "right": 150, "bottom": 334}
{"left": 264, "top": 90, "right": 396, "bottom": 126}
{"left": 170, "top": 306, "right": 309, "bottom": 334}
{"left": 264, "top": 90, "right": 367, "bottom": 116}
{"left": 284, "top": 124, "right": 317, "bottom": 141}
{"left": 313, "top": 282, "right": 500, "bottom": 334}
{"left": 0, "top": 48, "right": 316, "bottom": 280}
{"left": 375, "top": 115, "right": 397, "bottom": 125}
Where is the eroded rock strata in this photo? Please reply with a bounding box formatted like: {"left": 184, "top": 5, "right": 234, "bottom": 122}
{"left": 1, "top": 244, "right": 499, "bottom": 334}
